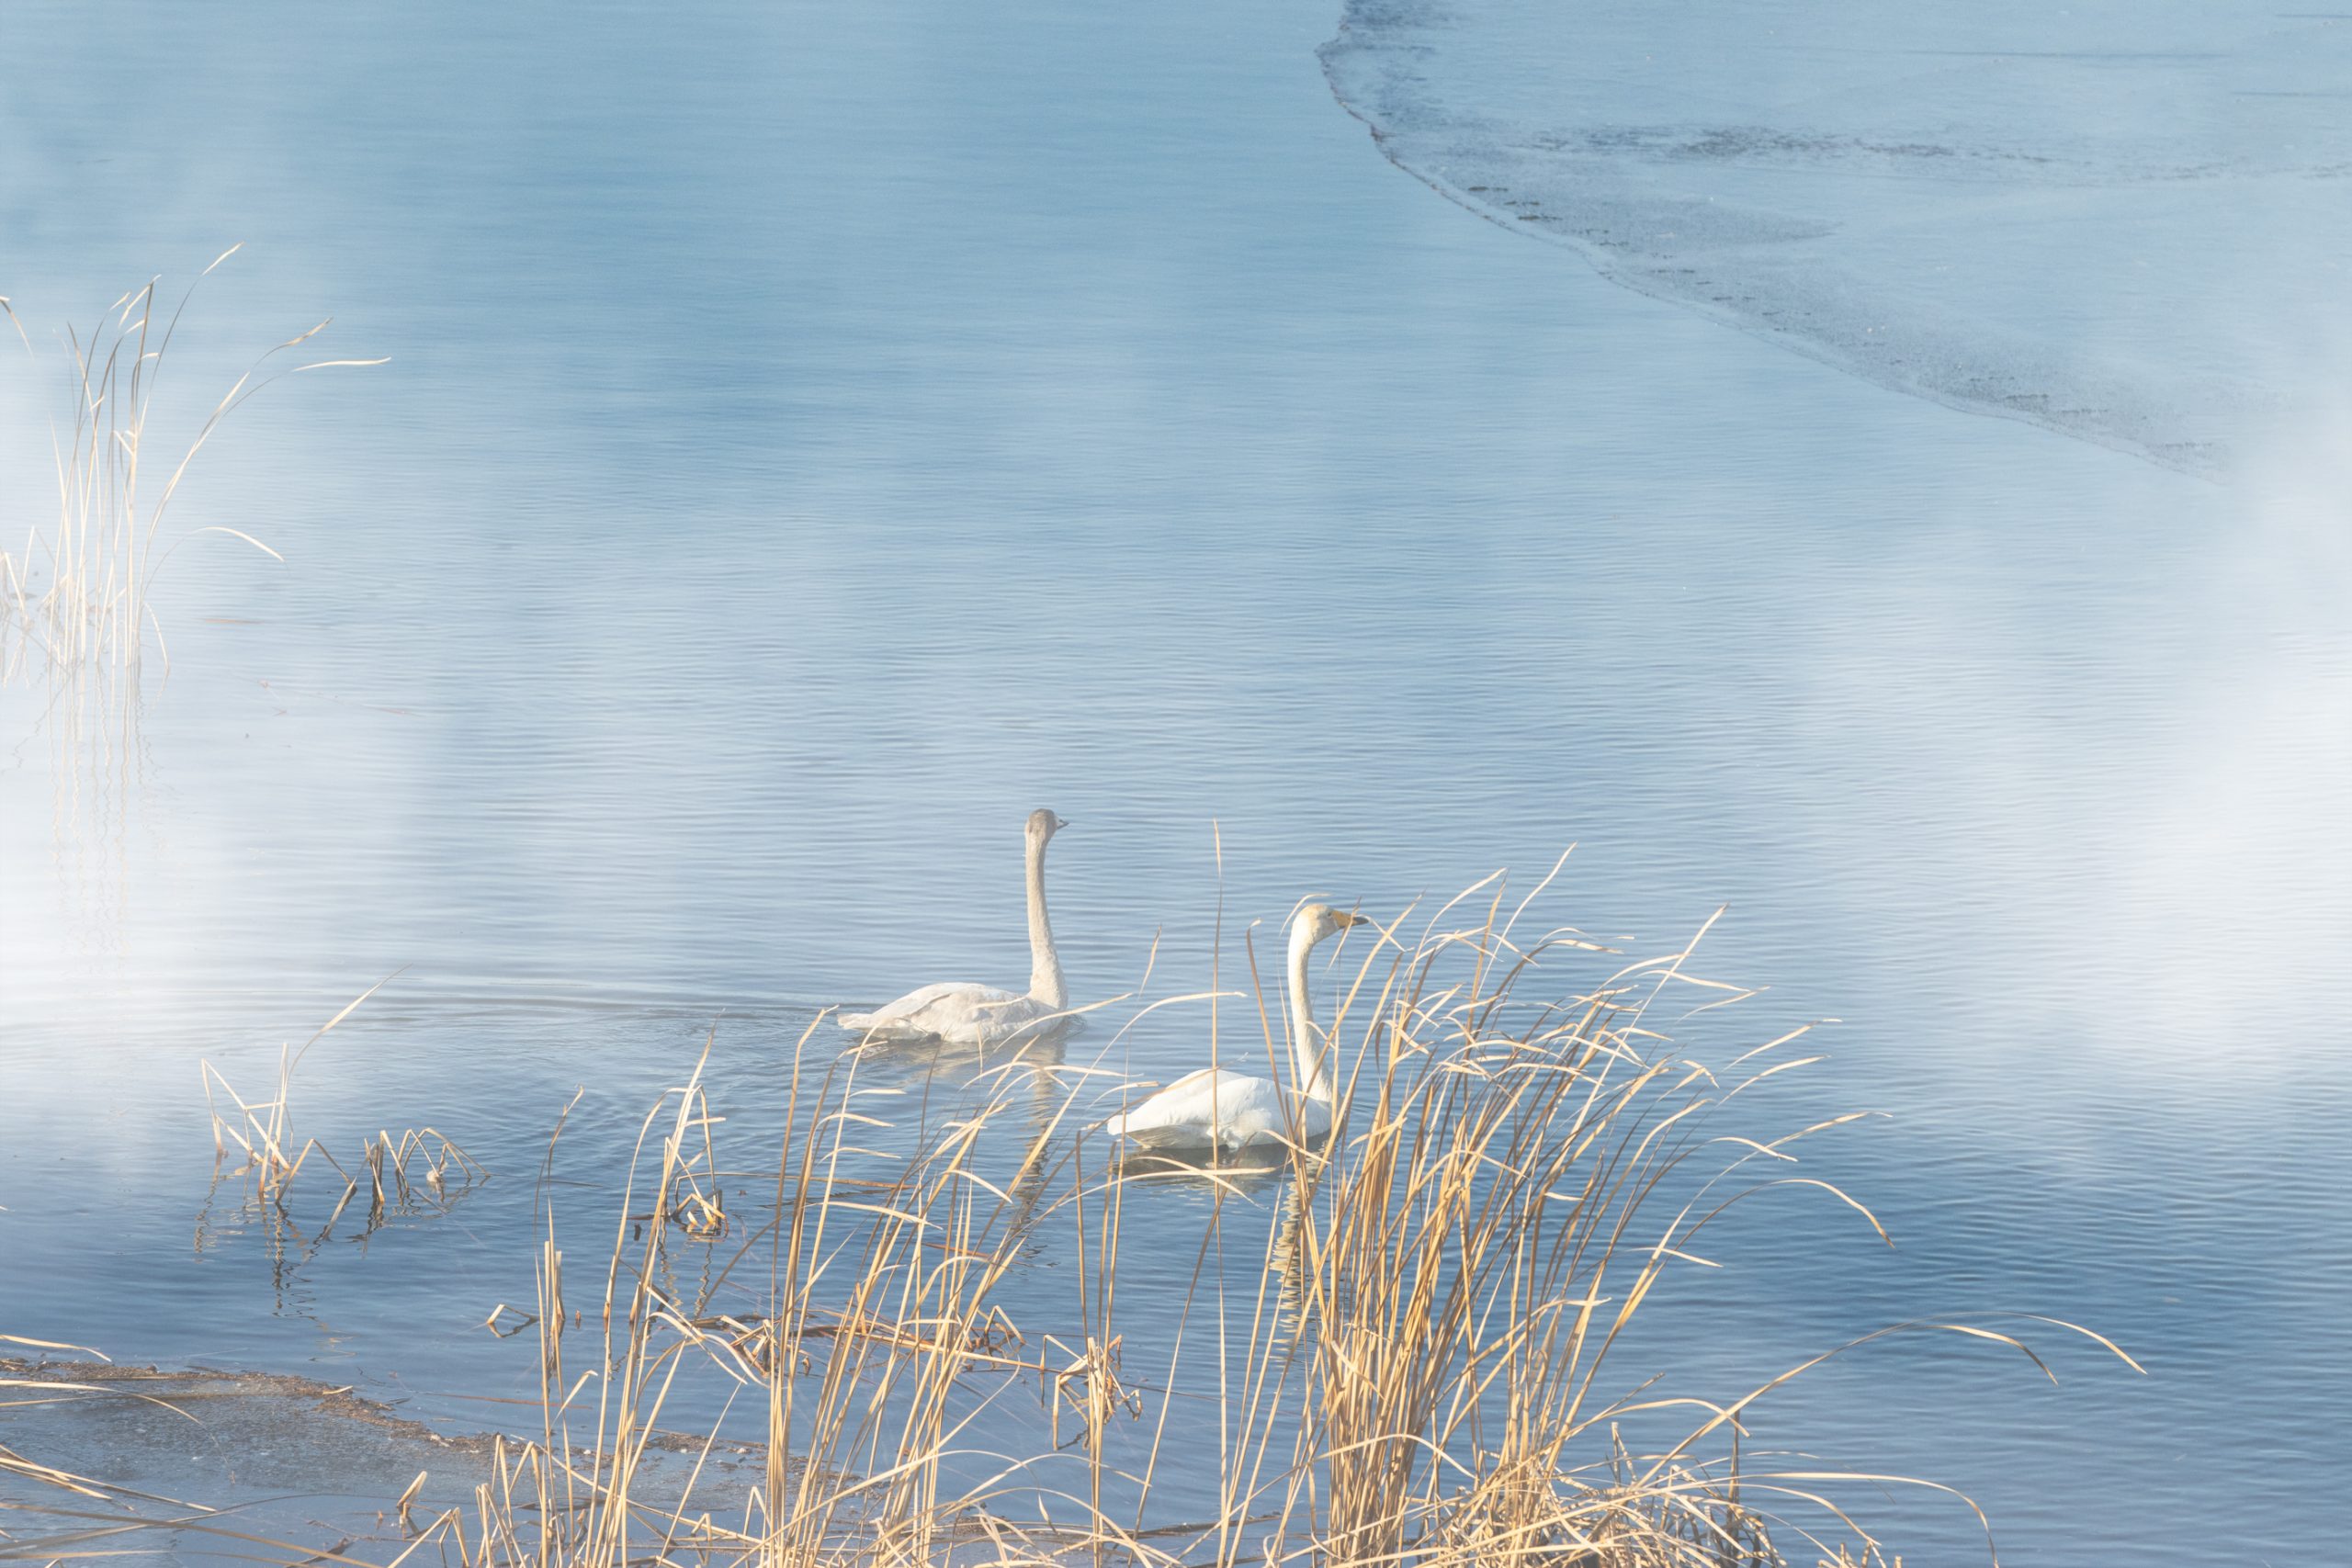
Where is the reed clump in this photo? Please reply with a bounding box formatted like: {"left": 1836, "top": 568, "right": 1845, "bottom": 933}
{"left": 199, "top": 980, "right": 487, "bottom": 1249}
{"left": 0, "top": 249, "right": 381, "bottom": 694}
{"left": 1210, "top": 874, "right": 2132, "bottom": 1566}
{"left": 1234, "top": 888, "right": 1882, "bottom": 1567}
{"left": 405, "top": 1036, "right": 1132, "bottom": 1568}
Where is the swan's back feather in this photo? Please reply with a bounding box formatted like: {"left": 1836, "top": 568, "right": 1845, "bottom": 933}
{"left": 1102, "top": 1066, "right": 1327, "bottom": 1149}
{"left": 843, "top": 981, "right": 1007, "bottom": 1027}
{"left": 842, "top": 982, "right": 1055, "bottom": 1046}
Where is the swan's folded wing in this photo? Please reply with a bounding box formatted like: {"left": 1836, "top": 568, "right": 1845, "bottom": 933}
{"left": 841, "top": 982, "right": 1017, "bottom": 1036}
{"left": 1103, "top": 1067, "right": 1280, "bottom": 1137}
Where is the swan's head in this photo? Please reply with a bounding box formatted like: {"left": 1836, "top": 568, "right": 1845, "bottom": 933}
{"left": 1293, "top": 902, "right": 1366, "bottom": 946}
{"left": 1026, "top": 807, "right": 1069, "bottom": 842}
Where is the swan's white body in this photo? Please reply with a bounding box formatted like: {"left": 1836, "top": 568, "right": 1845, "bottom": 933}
{"left": 1103, "top": 904, "right": 1362, "bottom": 1152}
{"left": 842, "top": 811, "right": 1071, "bottom": 1048}
{"left": 1105, "top": 1066, "right": 1332, "bottom": 1151}
{"left": 840, "top": 980, "right": 1062, "bottom": 1048}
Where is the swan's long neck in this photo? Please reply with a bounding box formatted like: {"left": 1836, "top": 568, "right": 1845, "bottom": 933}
{"left": 1025, "top": 832, "right": 1067, "bottom": 1009}
{"left": 1286, "top": 920, "right": 1333, "bottom": 1103}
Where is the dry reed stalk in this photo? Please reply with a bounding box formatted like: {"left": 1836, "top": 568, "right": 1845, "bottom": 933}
{"left": 0, "top": 250, "right": 381, "bottom": 699}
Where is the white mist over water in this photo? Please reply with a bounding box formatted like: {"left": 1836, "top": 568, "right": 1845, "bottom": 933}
{"left": 1320, "top": 0, "right": 2352, "bottom": 1074}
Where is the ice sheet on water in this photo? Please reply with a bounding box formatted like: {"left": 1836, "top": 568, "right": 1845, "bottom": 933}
{"left": 1321, "top": 1, "right": 2352, "bottom": 474}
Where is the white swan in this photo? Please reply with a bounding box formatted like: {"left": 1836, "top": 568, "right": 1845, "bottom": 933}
{"left": 1102, "top": 902, "right": 1364, "bottom": 1151}
{"left": 841, "top": 809, "right": 1072, "bottom": 1048}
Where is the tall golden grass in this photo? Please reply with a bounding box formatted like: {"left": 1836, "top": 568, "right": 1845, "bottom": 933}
{"left": 3, "top": 871, "right": 2138, "bottom": 1567}
{"left": 0, "top": 248, "right": 381, "bottom": 695}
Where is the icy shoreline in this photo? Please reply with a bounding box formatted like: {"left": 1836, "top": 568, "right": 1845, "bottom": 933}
{"left": 1318, "top": 0, "right": 2352, "bottom": 476}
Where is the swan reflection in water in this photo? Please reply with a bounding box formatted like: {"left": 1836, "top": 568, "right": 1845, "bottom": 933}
{"left": 1109, "top": 1140, "right": 1324, "bottom": 1349}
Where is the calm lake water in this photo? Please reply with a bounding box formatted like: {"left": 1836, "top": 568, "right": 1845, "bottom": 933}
{"left": 3, "top": 1, "right": 2347, "bottom": 1563}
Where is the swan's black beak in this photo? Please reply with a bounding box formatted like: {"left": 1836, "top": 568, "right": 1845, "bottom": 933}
{"left": 1055, "top": 816, "right": 1070, "bottom": 830}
